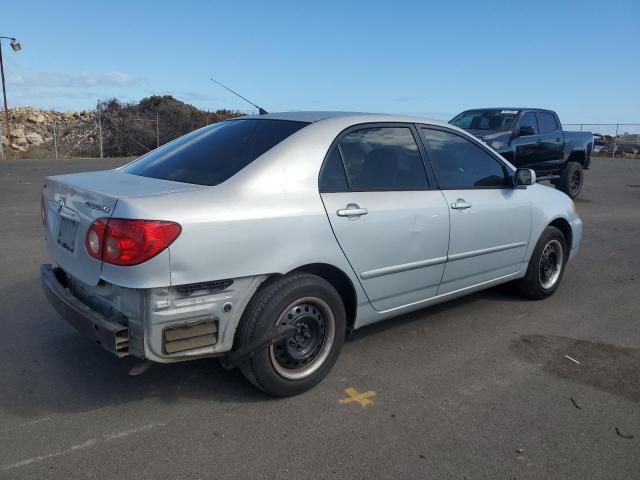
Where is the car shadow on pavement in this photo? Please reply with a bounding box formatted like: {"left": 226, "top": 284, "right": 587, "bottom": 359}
{"left": 0, "top": 277, "right": 274, "bottom": 420}
{"left": 348, "top": 282, "right": 522, "bottom": 342}
{"left": 0, "top": 278, "right": 520, "bottom": 420}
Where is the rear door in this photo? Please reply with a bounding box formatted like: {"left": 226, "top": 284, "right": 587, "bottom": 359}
{"left": 511, "top": 111, "right": 542, "bottom": 168}
{"left": 420, "top": 127, "right": 531, "bottom": 295}
{"left": 319, "top": 124, "right": 450, "bottom": 312}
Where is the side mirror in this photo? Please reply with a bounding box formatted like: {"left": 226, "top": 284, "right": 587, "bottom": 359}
{"left": 517, "top": 125, "right": 535, "bottom": 137}
{"left": 514, "top": 168, "right": 536, "bottom": 186}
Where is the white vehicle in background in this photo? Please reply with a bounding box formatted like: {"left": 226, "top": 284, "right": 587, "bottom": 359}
{"left": 41, "top": 112, "right": 582, "bottom": 396}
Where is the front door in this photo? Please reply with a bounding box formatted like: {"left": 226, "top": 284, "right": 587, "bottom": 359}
{"left": 511, "top": 111, "right": 543, "bottom": 168}
{"left": 319, "top": 125, "right": 450, "bottom": 312}
{"left": 420, "top": 127, "right": 532, "bottom": 294}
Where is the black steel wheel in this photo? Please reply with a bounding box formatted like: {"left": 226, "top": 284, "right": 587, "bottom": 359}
{"left": 515, "top": 226, "right": 568, "bottom": 300}
{"left": 235, "top": 272, "right": 346, "bottom": 397}
{"left": 557, "top": 161, "right": 584, "bottom": 199}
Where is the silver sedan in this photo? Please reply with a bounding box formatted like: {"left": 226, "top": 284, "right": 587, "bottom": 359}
{"left": 40, "top": 112, "right": 582, "bottom": 396}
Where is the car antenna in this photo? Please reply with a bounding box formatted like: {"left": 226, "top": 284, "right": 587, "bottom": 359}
{"left": 210, "top": 76, "right": 268, "bottom": 115}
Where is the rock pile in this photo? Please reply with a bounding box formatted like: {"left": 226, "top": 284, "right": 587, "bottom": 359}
{"left": 0, "top": 106, "right": 97, "bottom": 153}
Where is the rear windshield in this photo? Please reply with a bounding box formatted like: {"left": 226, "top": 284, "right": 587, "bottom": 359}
{"left": 122, "top": 119, "right": 308, "bottom": 186}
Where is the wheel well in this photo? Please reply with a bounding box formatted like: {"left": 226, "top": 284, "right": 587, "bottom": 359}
{"left": 549, "top": 218, "right": 572, "bottom": 252}
{"left": 567, "top": 150, "right": 586, "bottom": 165}
{"left": 292, "top": 263, "right": 357, "bottom": 334}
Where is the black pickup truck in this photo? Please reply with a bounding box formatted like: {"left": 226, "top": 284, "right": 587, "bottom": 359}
{"left": 450, "top": 108, "right": 593, "bottom": 198}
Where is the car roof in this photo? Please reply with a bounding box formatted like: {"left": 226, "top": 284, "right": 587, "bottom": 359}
{"left": 237, "top": 110, "right": 452, "bottom": 127}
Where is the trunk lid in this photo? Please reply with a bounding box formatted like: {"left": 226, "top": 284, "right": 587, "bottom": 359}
{"left": 43, "top": 169, "right": 203, "bottom": 286}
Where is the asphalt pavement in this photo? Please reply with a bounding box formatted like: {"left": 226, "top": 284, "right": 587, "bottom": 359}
{"left": 0, "top": 157, "right": 638, "bottom": 479}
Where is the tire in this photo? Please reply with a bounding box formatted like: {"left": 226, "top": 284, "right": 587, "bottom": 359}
{"left": 557, "top": 161, "right": 584, "bottom": 198}
{"left": 515, "top": 226, "right": 568, "bottom": 300}
{"left": 235, "top": 272, "right": 346, "bottom": 397}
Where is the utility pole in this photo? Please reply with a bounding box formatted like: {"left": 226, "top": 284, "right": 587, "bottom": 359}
{"left": 0, "top": 120, "right": 4, "bottom": 160}
{"left": 97, "top": 102, "right": 103, "bottom": 158}
{"left": 0, "top": 36, "right": 22, "bottom": 151}
{"left": 53, "top": 123, "right": 58, "bottom": 160}
{"left": 156, "top": 110, "right": 160, "bottom": 148}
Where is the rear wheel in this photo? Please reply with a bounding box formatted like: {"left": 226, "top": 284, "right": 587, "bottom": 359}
{"left": 236, "top": 272, "right": 346, "bottom": 396}
{"left": 557, "top": 161, "right": 584, "bottom": 198}
{"left": 515, "top": 226, "right": 567, "bottom": 299}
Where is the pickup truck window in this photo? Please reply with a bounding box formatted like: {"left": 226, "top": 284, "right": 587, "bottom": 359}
{"left": 337, "top": 127, "right": 428, "bottom": 191}
{"left": 537, "top": 112, "right": 559, "bottom": 134}
{"left": 518, "top": 112, "right": 539, "bottom": 135}
{"left": 422, "top": 128, "right": 508, "bottom": 189}
{"left": 450, "top": 110, "right": 518, "bottom": 131}
{"left": 123, "top": 119, "right": 308, "bottom": 186}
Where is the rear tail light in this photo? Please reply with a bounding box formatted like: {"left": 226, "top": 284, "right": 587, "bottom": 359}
{"left": 85, "top": 218, "right": 181, "bottom": 266}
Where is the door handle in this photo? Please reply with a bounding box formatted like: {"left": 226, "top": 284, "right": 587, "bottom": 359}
{"left": 450, "top": 199, "right": 472, "bottom": 210}
{"left": 337, "top": 204, "right": 368, "bottom": 218}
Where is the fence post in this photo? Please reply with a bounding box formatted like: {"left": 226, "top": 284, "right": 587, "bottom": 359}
{"left": 612, "top": 124, "right": 619, "bottom": 159}
{"left": 53, "top": 123, "right": 58, "bottom": 160}
{"left": 0, "top": 120, "right": 4, "bottom": 160}
{"left": 97, "top": 105, "right": 103, "bottom": 158}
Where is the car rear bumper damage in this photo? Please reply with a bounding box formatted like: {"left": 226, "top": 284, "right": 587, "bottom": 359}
{"left": 41, "top": 263, "right": 267, "bottom": 363}
{"left": 41, "top": 264, "right": 132, "bottom": 358}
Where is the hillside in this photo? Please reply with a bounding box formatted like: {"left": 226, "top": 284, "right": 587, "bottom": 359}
{"left": 0, "top": 96, "right": 243, "bottom": 159}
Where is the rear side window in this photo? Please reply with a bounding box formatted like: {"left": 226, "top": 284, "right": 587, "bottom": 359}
{"left": 319, "top": 148, "right": 348, "bottom": 192}
{"left": 422, "top": 128, "right": 508, "bottom": 189}
{"left": 537, "top": 112, "right": 558, "bottom": 134}
{"left": 123, "top": 119, "right": 308, "bottom": 186}
{"left": 336, "top": 127, "right": 428, "bottom": 191}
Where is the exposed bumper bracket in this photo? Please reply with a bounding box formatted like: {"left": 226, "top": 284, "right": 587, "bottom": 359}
{"left": 41, "top": 264, "right": 130, "bottom": 358}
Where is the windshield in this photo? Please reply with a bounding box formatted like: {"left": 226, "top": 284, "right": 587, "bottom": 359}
{"left": 450, "top": 110, "right": 519, "bottom": 131}
{"left": 122, "top": 119, "right": 309, "bottom": 186}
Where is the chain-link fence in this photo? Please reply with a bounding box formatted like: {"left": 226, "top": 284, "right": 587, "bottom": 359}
{"left": 564, "top": 123, "right": 640, "bottom": 159}
{"left": 1, "top": 105, "right": 639, "bottom": 161}
{"left": 0, "top": 100, "right": 243, "bottom": 160}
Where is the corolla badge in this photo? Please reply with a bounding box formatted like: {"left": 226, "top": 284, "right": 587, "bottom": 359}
{"left": 56, "top": 198, "right": 65, "bottom": 213}
{"left": 85, "top": 201, "right": 111, "bottom": 213}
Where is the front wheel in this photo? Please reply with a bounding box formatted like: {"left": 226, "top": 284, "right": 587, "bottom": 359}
{"left": 557, "top": 161, "right": 584, "bottom": 198}
{"left": 235, "top": 272, "right": 346, "bottom": 397}
{"left": 515, "top": 226, "right": 568, "bottom": 300}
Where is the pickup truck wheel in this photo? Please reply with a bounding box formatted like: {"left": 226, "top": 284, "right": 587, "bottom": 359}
{"left": 557, "top": 161, "right": 584, "bottom": 198}
{"left": 235, "top": 272, "right": 346, "bottom": 397}
{"left": 515, "top": 226, "right": 567, "bottom": 300}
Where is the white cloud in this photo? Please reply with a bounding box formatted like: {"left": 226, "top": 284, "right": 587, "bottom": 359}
{"left": 9, "top": 71, "right": 139, "bottom": 88}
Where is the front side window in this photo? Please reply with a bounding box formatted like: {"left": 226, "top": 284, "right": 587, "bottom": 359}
{"left": 537, "top": 112, "right": 558, "bottom": 134}
{"left": 337, "top": 127, "right": 428, "bottom": 190}
{"left": 518, "top": 112, "right": 539, "bottom": 135}
{"left": 421, "top": 128, "right": 509, "bottom": 189}
{"left": 123, "top": 119, "right": 308, "bottom": 186}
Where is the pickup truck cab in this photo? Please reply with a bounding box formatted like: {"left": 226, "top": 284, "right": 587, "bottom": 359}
{"left": 450, "top": 108, "right": 593, "bottom": 198}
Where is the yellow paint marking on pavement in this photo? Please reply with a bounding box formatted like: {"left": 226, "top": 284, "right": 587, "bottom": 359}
{"left": 339, "top": 387, "right": 376, "bottom": 407}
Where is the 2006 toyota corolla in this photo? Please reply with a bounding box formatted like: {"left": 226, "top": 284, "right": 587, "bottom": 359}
{"left": 40, "top": 112, "right": 582, "bottom": 396}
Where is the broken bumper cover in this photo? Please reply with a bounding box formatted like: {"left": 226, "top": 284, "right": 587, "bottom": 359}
{"left": 40, "top": 264, "right": 131, "bottom": 358}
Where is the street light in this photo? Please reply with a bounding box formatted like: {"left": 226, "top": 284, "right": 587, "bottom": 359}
{"left": 0, "top": 35, "right": 22, "bottom": 152}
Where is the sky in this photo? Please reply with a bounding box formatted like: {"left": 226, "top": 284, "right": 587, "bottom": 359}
{"left": 2, "top": 0, "right": 639, "bottom": 125}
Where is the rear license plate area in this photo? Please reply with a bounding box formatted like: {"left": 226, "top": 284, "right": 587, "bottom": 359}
{"left": 57, "top": 217, "right": 78, "bottom": 252}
